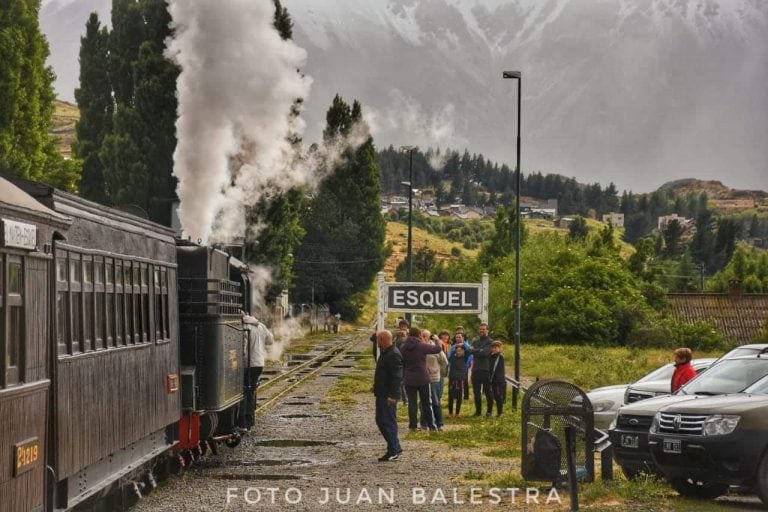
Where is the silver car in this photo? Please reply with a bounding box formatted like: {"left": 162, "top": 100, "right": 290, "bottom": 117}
{"left": 588, "top": 358, "right": 716, "bottom": 429}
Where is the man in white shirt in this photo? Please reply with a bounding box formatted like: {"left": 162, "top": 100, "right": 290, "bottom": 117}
{"left": 240, "top": 311, "right": 274, "bottom": 430}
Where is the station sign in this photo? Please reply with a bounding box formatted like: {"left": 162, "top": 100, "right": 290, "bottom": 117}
{"left": 2, "top": 218, "right": 37, "bottom": 250}
{"left": 387, "top": 284, "right": 480, "bottom": 312}
{"left": 376, "top": 273, "right": 489, "bottom": 333}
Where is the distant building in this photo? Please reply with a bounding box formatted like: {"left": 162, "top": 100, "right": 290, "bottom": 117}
{"left": 657, "top": 213, "right": 691, "bottom": 231}
{"left": 520, "top": 198, "right": 558, "bottom": 217}
{"left": 602, "top": 212, "right": 624, "bottom": 228}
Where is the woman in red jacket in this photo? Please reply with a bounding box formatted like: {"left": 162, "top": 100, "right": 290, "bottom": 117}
{"left": 671, "top": 347, "right": 698, "bottom": 392}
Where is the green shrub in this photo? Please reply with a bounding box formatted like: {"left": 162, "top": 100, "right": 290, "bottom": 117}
{"left": 669, "top": 320, "right": 729, "bottom": 352}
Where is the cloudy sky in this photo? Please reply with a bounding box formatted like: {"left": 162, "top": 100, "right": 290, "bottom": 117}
{"left": 42, "top": 0, "right": 768, "bottom": 193}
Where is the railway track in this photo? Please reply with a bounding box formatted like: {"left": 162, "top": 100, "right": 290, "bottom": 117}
{"left": 255, "top": 335, "right": 359, "bottom": 414}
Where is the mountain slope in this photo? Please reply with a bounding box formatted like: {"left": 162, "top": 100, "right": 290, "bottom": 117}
{"left": 282, "top": 0, "right": 768, "bottom": 193}
{"left": 41, "top": 0, "right": 768, "bottom": 192}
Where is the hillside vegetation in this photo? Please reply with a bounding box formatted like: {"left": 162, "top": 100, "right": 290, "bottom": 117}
{"left": 52, "top": 100, "right": 78, "bottom": 159}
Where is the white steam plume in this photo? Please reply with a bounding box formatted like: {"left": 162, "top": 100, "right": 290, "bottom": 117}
{"left": 166, "top": 0, "right": 312, "bottom": 244}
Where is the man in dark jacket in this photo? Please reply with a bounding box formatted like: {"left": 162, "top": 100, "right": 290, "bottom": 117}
{"left": 489, "top": 340, "right": 507, "bottom": 416}
{"left": 373, "top": 330, "right": 403, "bottom": 461}
{"left": 469, "top": 322, "right": 494, "bottom": 417}
{"left": 401, "top": 327, "right": 442, "bottom": 431}
{"left": 393, "top": 319, "right": 410, "bottom": 404}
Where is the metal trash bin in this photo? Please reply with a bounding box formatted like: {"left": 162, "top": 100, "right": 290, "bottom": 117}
{"left": 522, "top": 379, "right": 595, "bottom": 484}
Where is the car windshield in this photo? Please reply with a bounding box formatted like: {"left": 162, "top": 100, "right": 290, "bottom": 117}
{"left": 678, "top": 358, "right": 768, "bottom": 395}
{"left": 634, "top": 364, "right": 675, "bottom": 384}
{"left": 743, "top": 374, "right": 768, "bottom": 395}
{"left": 719, "top": 347, "right": 764, "bottom": 360}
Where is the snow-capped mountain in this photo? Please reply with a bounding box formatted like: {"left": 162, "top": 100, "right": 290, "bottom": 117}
{"left": 41, "top": 0, "right": 768, "bottom": 192}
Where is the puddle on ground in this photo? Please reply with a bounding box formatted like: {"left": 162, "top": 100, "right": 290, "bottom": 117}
{"left": 279, "top": 414, "right": 330, "bottom": 419}
{"left": 331, "top": 364, "right": 353, "bottom": 368}
{"left": 283, "top": 401, "right": 314, "bottom": 406}
{"left": 253, "top": 439, "right": 338, "bottom": 447}
{"left": 195, "top": 459, "right": 314, "bottom": 470}
{"left": 211, "top": 474, "right": 302, "bottom": 481}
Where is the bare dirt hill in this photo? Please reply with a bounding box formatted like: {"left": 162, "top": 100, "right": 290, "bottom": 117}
{"left": 51, "top": 99, "right": 79, "bottom": 159}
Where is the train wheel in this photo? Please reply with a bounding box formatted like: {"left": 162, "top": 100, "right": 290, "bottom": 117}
{"left": 225, "top": 433, "right": 242, "bottom": 449}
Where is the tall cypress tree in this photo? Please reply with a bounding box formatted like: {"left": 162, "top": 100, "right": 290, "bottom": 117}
{"left": 75, "top": 12, "right": 112, "bottom": 202}
{"left": 108, "top": 0, "right": 144, "bottom": 107}
{"left": 273, "top": 0, "right": 293, "bottom": 39}
{"left": 0, "top": 0, "right": 77, "bottom": 189}
{"left": 294, "top": 96, "right": 386, "bottom": 318}
{"left": 132, "top": 5, "right": 179, "bottom": 224}
{"left": 79, "top": 0, "right": 178, "bottom": 223}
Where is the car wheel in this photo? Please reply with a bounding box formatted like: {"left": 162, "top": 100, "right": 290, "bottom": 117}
{"left": 754, "top": 453, "right": 768, "bottom": 505}
{"left": 670, "top": 477, "right": 728, "bottom": 500}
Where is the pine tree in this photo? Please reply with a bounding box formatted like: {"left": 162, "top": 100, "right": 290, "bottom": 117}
{"left": 77, "top": 0, "right": 178, "bottom": 222}
{"left": 294, "top": 96, "right": 385, "bottom": 318}
{"left": 662, "top": 219, "right": 684, "bottom": 257}
{"left": 243, "top": 0, "right": 304, "bottom": 298}
{"left": 75, "top": 12, "right": 112, "bottom": 202}
{"left": 108, "top": 0, "right": 145, "bottom": 106}
{"left": 273, "top": 0, "right": 293, "bottom": 39}
{"left": 132, "top": 37, "right": 179, "bottom": 223}
{"left": 0, "top": 0, "right": 78, "bottom": 189}
{"left": 568, "top": 216, "right": 589, "bottom": 242}
{"left": 479, "top": 204, "right": 527, "bottom": 268}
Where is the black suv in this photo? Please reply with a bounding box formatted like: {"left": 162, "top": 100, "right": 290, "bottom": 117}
{"left": 648, "top": 374, "right": 768, "bottom": 502}
{"left": 609, "top": 355, "right": 768, "bottom": 479}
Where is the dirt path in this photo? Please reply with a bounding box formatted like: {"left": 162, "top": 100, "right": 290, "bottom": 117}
{"left": 131, "top": 332, "right": 571, "bottom": 511}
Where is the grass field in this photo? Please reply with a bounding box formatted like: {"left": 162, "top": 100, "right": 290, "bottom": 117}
{"left": 324, "top": 340, "right": 738, "bottom": 511}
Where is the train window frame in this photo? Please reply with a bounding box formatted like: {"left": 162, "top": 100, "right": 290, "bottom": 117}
{"left": 104, "top": 258, "right": 114, "bottom": 347}
{"left": 3, "top": 255, "right": 24, "bottom": 386}
{"left": 69, "top": 253, "right": 83, "bottom": 353}
{"left": 82, "top": 255, "right": 94, "bottom": 351}
{"left": 154, "top": 266, "right": 171, "bottom": 344}
{"left": 140, "top": 262, "right": 149, "bottom": 343}
{"left": 162, "top": 268, "right": 169, "bottom": 341}
{"left": 55, "top": 252, "right": 69, "bottom": 355}
{"left": 124, "top": 260, "right": 135, "bottom": 344}
{"left": 0, "top": 256, "right": 4, "bottom": 385}
{"left": 93, "top": 256, "right": 105, "bottom": 349}
{"left": 114, "top": 260, "right": 124, "bottom": 346}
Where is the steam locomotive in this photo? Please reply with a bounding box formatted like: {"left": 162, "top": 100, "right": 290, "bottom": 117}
{"left": 0, "top": 175, "right": 254, "bottom": 511}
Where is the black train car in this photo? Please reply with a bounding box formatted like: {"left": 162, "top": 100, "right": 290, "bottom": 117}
{"left": 9, "top": 178, "right": 181, "bottom": 510}
{"left": 176, "top": 243, "right": 250, "bottom": 450}
{"left": 0, "top": 177, "right": 71, "bottom": 512}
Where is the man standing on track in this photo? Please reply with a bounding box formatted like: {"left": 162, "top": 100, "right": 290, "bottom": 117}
{"left": 373, "top": 330, "right": 403, "bottom": 461}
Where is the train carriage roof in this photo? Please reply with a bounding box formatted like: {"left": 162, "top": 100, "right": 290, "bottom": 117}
{"left": 3, "top": 174, "right": 175, "bottom": 242}
{"left": 0, "top": 175, "right": 71, "bottom": 226}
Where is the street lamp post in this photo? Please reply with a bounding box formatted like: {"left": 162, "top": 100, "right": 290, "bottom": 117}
{"left": 401, "top": 146, "right": 416, "bottom": 324}
{"left": 503, "top": 70, "right": 522, "bottom": 409}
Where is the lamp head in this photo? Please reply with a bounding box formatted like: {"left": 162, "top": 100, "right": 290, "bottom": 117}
{"left": 503, "top": 70, "right": 521, "bottom": 79}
